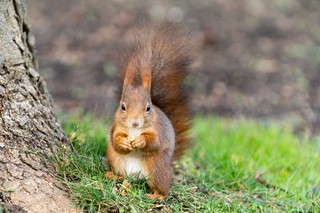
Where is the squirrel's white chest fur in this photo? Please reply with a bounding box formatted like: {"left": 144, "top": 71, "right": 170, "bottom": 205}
{"left": 114, "top": 128, "right": 148, "bottom": 178}
{"left": 123, "top": 151, "right": 146, "bottom": 178}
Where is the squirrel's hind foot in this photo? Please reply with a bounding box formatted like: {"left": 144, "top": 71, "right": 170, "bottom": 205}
{"left": 104, "top": 171, "right": 123, "bottom": 180}
{"left": 147, "top": 192, "right": 167, "bottom": 200}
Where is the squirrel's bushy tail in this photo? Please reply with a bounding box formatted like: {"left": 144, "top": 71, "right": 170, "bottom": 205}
{"left": 118, "top": 23, "right": 193, "bottom": 160}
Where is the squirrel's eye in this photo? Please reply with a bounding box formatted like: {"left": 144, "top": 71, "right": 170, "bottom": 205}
{"left": 146, "top": 104, "right": 151, "bottom": 113}
{"left": 121, "top": 103, "right": 126, "bottom": 112}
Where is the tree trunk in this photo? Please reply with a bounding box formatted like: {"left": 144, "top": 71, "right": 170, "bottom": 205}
{"left": 0, "top": 0, "right": 78, "bottom": 212}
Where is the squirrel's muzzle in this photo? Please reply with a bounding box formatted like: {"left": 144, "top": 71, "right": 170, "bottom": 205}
{"left": 127, "top": 117, "right": 144, "bottom": 128}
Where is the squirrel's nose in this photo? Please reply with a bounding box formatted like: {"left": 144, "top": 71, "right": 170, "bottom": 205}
{"left": 132, "top": 122, "right": 139, "bottom": 127}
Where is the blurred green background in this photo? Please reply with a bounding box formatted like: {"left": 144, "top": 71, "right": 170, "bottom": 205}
{"left": 27, "top": 0, "right": 320, "bottom": 133}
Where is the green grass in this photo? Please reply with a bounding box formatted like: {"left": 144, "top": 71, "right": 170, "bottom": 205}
{"left": 56, "top": 113, "right": 320, "bottom": 212}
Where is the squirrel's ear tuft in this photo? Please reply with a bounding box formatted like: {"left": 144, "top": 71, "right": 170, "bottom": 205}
{"left": 141, "top": 60, "right": 151, "bottom": 91}
{"left": 123, "top": 60, "right": 136, "bottom": 86}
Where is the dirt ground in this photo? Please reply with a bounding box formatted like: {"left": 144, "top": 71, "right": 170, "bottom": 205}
{"left": 26, "top": 0, "right": 320, "bottom": 134}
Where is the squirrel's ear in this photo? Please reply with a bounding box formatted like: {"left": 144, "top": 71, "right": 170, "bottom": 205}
{"left": 123, "top": 60, "right": 136, "bottom": 86}
{"left": 141, "top": 60, "right": 151, "bottom": 91}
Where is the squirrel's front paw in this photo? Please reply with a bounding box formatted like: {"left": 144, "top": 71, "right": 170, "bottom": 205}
{"left": 131, "top": 136, "right": 146, "bottom": 149}
{"left": 117, "top": 137, "right": 134, "bottom": 151}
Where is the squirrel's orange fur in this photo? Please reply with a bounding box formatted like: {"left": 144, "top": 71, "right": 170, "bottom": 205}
{"left": 106, "top": 23, "right": 193, "bottom": 199}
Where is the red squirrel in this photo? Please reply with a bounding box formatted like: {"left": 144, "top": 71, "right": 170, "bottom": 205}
{"left": 106, "top": 24, "right": 193, "bottom": 199}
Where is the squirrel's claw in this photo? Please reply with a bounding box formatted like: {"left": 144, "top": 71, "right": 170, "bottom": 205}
{"left": 131, "top": 136, "right": 146, "bottom": 149}
{"left": 118, "top": 138, "right": 134, "bottom": 151}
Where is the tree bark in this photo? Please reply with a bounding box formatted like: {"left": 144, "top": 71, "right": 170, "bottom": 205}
{"left": 0, "top": 0, "right": 78, "bottom": 212}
